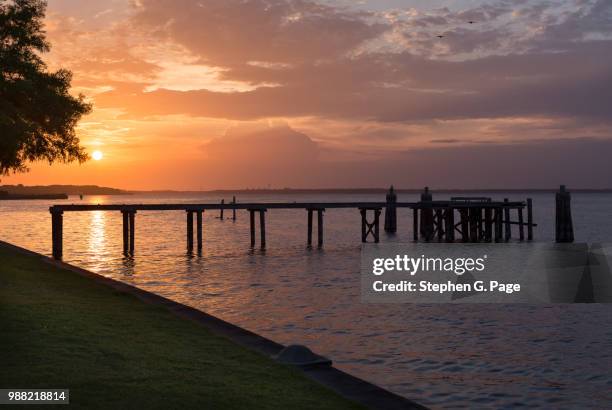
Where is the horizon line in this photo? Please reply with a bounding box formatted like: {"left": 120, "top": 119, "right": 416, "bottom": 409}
{"left": 5, "top": 184, "right": 612, "bottom": 194}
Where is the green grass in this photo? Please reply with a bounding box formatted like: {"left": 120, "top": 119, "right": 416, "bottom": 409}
{"left": 0, "top": 246, "right": 362, "bottom": 409}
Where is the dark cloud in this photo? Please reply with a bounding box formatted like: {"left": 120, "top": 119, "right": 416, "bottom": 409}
{"left": 181, "top": 129, "right": 612, "bottom": 189}
{"left": 197, "top": 124, "right": 321, "bottom": 187}
{"left": 375, "top": 137, "right": 612, "bottom": 189}
{"left": 430, "top": 139, "right": 462, "bottom": 144}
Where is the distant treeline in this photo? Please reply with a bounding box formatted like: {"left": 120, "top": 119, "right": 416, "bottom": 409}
{"left": 0, "top": 185, "right": 130, "bottom": 196}
{"left": 135, "top": 187, "right": 612, "bottom": 195}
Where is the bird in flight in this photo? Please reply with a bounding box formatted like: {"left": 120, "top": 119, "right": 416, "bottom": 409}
{"left": 468, "top": 21, "right": 475, "bottom": 24}
{"left": 437, "top": 35, "right": 445, "bottom": 38}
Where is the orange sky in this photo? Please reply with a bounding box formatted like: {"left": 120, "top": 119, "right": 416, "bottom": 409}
{"left": 4, "top": 0, "right": 612, "bottom": 190}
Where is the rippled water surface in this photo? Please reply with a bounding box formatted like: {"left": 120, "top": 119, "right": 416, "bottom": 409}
{"left": 2, "top": 192, "right": 612, "bottom": 409}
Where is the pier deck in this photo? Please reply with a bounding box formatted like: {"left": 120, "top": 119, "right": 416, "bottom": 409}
{"left": 48, "top": 201, "right": 525, "bottom": 211}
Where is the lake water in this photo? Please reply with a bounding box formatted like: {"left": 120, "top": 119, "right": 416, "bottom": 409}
{"left": 2, "top": 192, "right": 612, "bottom": 409}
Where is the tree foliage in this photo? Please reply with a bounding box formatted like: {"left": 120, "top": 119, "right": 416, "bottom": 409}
{"left": 0, "top": 0, "right": 91, "bottom": 175}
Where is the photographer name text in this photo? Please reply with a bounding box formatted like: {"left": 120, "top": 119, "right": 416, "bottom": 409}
{"left": 370, "top": 255, "right": 521, "bottom": 294}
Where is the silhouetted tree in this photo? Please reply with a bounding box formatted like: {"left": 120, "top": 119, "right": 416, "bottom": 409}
{"left": 0, "top": 0, "right": 91, "bottom": 175}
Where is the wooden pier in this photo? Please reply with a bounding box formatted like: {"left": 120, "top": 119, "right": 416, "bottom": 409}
{"left": 411, "top": 198, "right": 533, "bottom": 243}
{"left": 48, "top": 188, "right": 540, "bottom": 260}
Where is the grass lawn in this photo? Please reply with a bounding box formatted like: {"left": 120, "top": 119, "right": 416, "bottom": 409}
{"left": 0, "top": 246, "right": 362, "bottom": 409}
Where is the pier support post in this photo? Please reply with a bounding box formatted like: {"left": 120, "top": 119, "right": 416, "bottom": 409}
{"left": 249, "top": 210, "right": 255, "bottom": 247}
{"left": 50, "top": 208, "right": 63, "bottom": 260}
{"left": 494, "top": 207, "right": 503, "bottom": 242}
{"left": 460, "top": 209, "right": 469, "bottom": 242}
{"left": 247, "top": 209, "right": 267, "bottom": 249}
{"left": 518, "top": 207, "right": 524, "bottom": 241}
{"left": 220, "top": 199, "right": 224, "bottom": 220}
{"left": 555, "top": 185, "right": 574, "bottom": 243}
{"left": 527, "top": 198, "right": 533, "bottom": 240}
{"left": 484, "top": 208, "right": 492, "bottom": 242}
{"left": 504, "top": 198, "right": 511, "bottom": 241}
{"left": 361, "top": 209, "right": 367, "bottom": 242}
{"left": 121, "top": 210, "right": 136, "bottom": 255}
{"left": 420, "top": 187, "right": 434, "bottom": 239}
{"left": 413, "top": 208, "right": 419, "bottom": 241}
{"left": 435, "top": 208, "right": 444, "bottom": 241}
{"left": 307, "top": 209, "right": 313, "bottom": 246}
{"left": 317, "top": 209, "right": 324, "bottom": 247}
{"left": 122, "top": 210, "right": 129, "bottom": 255}
{"left": 196, "top": 211, "right": 203, "bottom": 253}
{"left": 469, "top": 208, "right": 479, "bottom": 242}
{"left": 445, "top": 208, "right": 455, "bottom": 242}
{"left": 375, "top": 209, "right": 380, "bottom": 242}
{"left": 384, "top": 185, "right": 397, "bottom": 233}
{"left": 129, "top": 211, "right": 136, "bottom": 255}
{"left": 186, "top": 211, "right": 194, "bottom": 253}
{"left": 360, "top": 208, "right": 381, "bottom": 243}
{"left": 477, "top": 208, "right": 484, "bottom": 241}
{"left": 259, "top": 209, "right": 266, "bottom": 248}
{"left": 232, "top": 196, "right": 236, "bottom": 221}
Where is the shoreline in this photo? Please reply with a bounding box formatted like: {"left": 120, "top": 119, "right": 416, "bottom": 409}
{"left": 130, "top": 188, "right": 612, "bottom": 195}
{"left": 0, "top": 194, "right": 68, "bottom": 200}
{"left": 0, "top": 240, "right": 425, "bottom": 409}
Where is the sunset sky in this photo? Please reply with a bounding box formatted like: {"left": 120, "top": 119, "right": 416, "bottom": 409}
{"left": 4, "top": 0, "right": 612, "bottom": 190}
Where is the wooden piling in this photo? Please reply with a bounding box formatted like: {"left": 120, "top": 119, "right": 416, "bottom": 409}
{"left": 186, "top": 211, "right": 194, "bottom": 253}
{"left": 420, "top": 187, "right": 433, "bottom": 239}
{"left": 503, "top": 198, "right": 511, "bottom": 241}
{"left": 259, "top": 210, "right": 266, "bottom": 248}
{"left": 232, "top": 196, "right": 236, "bottom": 221}
{"left": 51, "top": 209, "right": 63, "bottom": 259}
{"left": 360, "top": 208, "right": 381, "bottom": 243}
{"left": 445, "top": 208, "right": 455, "bottom": 242}
{"left": 494, "top": 207, "right": 502, "bottom": 242}
{"left": 129, "top": 211, "right": 135, "bottom": 255}
{"left": 423, "top": 205, "right": 434, "bottom": 242}
{"left": 469, "top": 208, "right": 478, "bottom": 242}
{"left": 435, "top": 208, "right": 444, "bottom": 241}
{"left": 307, "top": 209, "right": 313, "bottom": 246}
{"left": 460, "top": 209, "right": 469, "bottom": 242}
{"left": 122, "top": 211, "right": 129, "bottom": 255}
{"left": 317, "top": 209, "right": 324, "bottom": 247}
{"left": 555, "top": 185, "right": 574, "bottom": 243}
{"left": 121, "top": 210, "right": 136, "bottom": 255}
{"left": 477, "top": 208, "right": 484, "bottom": 241}
{"left": 484, "top": 208, "right": 492, "bottom": 242}
{"left": 413, "top": 208, "right": 418, "bottom": 241}
{"left": 374, "top": 209, "right": 381, "bottom": 243}
{"left": 518, "top": 207, "right": 524, "bottom": 241}
{"left": 527, "top": 198, "right": 533, "bottom": 240}
{"left": 249, "top": 210, "right": 255, "bottom": 247}
{"left": 196, "top": 211, "right": 203, "bottom": 252}
{"left": 220, "top": 199, "right": 224, "bottom": 220}
{"left": 360, "top": 209, "right": 367, "bottom": 243}
{"left": 384, "top": 186, "right": 397, "bottom": 233}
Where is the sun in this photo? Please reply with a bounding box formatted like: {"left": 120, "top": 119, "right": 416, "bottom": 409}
{"left": 91, "top": 150, "right": 104, "bottom": 161}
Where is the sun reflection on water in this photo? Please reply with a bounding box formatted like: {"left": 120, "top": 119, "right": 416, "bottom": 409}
{"left": 87, "top": 211, "right": 106, "bottom": 266}
{"left": 86, "top": 195, "right": 106, "bottom": 205}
